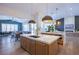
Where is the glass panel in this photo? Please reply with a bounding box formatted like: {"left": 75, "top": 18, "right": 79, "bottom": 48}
{"left": 6, "top": 24, "right": 11, "bottom": 32}
{"left": 10, "top": 24, "right": 14, "bottom": 32}
{"left": 2, "top": 24, "right": 18, "bottom": 32}
{"left": 14, "top": 25, "right": 18, "bottom": 32}
{"left": 2, "top": 24, "right": 7, "bottom": 32}
{"left": 31, "top": 24, "right": 36, "bottom": 35}
{"left": 23, "top": 24, "right": 29, "bottom": 31}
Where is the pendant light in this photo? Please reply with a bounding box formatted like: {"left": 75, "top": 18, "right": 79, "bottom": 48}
{"left": 28, "top": 4, "right": 36, "bottom": 24}
{"left": 28, "top": 20, "right": 36, "bottom": 23}
{"left": 42, "top": 4, "right": 53, "bottom": 23}
{"left": 42, "top": 15, "right": 53, "bottom": 22}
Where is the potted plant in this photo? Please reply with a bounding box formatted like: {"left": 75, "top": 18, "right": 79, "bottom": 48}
{"left": 48, "top": 25, "right": 54, "bottom": 32}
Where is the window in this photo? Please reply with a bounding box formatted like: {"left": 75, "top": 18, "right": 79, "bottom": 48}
{"left": 23, "top": 24, "right": 29, "bottom": 31}
{"left": 2, "top": 24, "right": 18, "bottom": 32}
{"left": 10, "top": 24, "right": 15, "bottom": 32}
{"left": 14, "top": 25, "right": 18, "bottom": 31}
{"left": 2, "top": 24, "right": 7, "bottom": 32}
{"left": 30, "top": 24, "right": 36, "bottom": 35}
{"left": 6, "top": 24, "right": 11, "bottom": 32}
{"left": 23, "top": 23, "right": 36, "bottom": 34}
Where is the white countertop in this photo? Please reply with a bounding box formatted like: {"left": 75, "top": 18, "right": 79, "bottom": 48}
{"left": 21, "top": 34, "right": 61, "bottom": 44}
{"left": 41, "top": 32, "right": 64, "bottom": 36}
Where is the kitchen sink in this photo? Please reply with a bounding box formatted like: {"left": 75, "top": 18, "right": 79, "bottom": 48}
{"left": 29, "top": 35, "right": 40, "bottom": 38}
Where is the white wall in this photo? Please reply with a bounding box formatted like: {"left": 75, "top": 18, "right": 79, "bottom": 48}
{"left": 64, "top": 16, "right": 75, "bottom": 32}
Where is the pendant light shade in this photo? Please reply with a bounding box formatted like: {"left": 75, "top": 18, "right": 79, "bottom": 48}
{"left": 28, "top": 20, "right": 36, "bottom": 23}
{"left": 42, "top": 16, "right": 53, "bottom": 22}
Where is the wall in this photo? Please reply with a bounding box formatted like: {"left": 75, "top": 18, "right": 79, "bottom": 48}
{"left": 55, "top": 18, "right": 64, "bottom": 31}
{"left": 0, "top": 20, "right": 22, "bottom": 32}
{"left": 64, "top": 16, "right": 75, "bottom": 32}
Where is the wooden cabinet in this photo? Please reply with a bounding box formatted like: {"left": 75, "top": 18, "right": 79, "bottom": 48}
{"left": 20, "top": 37, "right": 26, "bottom": 49}
{"left": 25, "top": 38, "right": 30, "bottom": 52}
{"left": 20, "top": 37, "right": 30, "bottom": 52}
{"left": 29, "top": 39, "right": 36, "bottom": 55}
{"left": 20, "top": 36, "right": 59, "bottom": 55}
{"left": 35, "top": 41, "right": 48, "bottom": 55}
{"left": 35, "top": 40, "right": 59, "bottom": 55}
{"left": 48, "top": 40, "right": 59, "bottom": 55}
{"left": 20, "top": 37, "right": 36, "bottom": 54}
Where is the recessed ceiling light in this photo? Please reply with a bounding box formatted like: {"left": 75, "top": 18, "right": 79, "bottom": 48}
{"left": 70, "top": 8, "right": 72, "bottom": 10}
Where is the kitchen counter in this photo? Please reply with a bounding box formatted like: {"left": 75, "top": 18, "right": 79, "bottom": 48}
{"left": 20, "top": 34, "right": 63, "bottom": 55}
{"left": 41, "top": 32, "right": 64, "bottom": 36}
{"left": 21, "top": 34, "right": 61, "bottom": 44}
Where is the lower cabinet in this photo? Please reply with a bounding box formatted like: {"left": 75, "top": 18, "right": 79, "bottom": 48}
{"left": 29, "top": 39, "right": 36, "bottom": 55}
{"left": 35, "top": 40, "right": 59, "bottom": 55}
{"left": 25, "top": 38, "right": 30, "bottom": 52}
{"left": 20, "top": 37, "right": 30, "bottom": 52}
{"left": 20, "top": 37, "right": 26, "bottom": 49}
{"left": 48, "top": 40, "right": 59, "bottom": 55}
{"left": 20, "top": 37, "right": 36, "bottom": 54}
{"left": 35, "top": 41, "right": 48, "bottom": 55}
{"left": 20, "top": 37, "right": 59, "bottom": 55}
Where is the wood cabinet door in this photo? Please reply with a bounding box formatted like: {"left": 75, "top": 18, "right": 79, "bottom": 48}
{"left": 29, "top": 39, "right": 36, "bottom": 55}
{"left": 25, "top": 38, "right": 30, "bottom": 52}
{"left": 35, "top": 41, "right": 48, "bottom": 55}
{"left": 48, "top": 40, "right": 59, "bottom": 55}
{"left": 20, "top": 37, "right": 26, "bottom": 49}
{"left": 20, "top": 37, "right": 30, "bottom": 52}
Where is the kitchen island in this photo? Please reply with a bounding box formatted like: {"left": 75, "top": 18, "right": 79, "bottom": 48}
{"left": 41, "top": 32, "right": 64, "bottom": 36}
{"left": 20, "top": 34, "right": 63, "bottom": 55}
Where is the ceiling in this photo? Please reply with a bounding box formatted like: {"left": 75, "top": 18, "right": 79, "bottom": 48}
{"left": 0, "top": 3, "right": 79, "bottom": 23}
